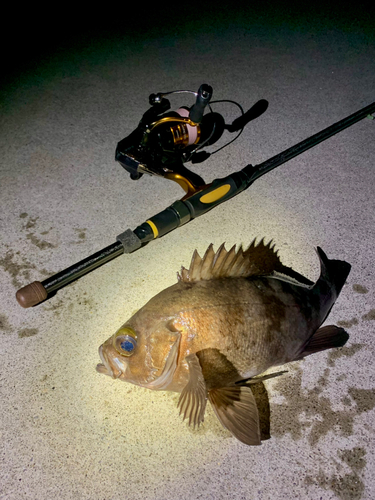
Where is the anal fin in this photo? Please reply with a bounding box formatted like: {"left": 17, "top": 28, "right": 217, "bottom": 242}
{"left": 208, "top": 386, "right": 261, "bottom": 446}
{"left": 296, "top": 325, "right": 349, "bottom": 360}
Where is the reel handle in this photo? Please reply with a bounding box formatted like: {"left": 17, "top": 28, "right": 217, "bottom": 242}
{"left": 189, "top": 84, "right": 213, "bottom": 123}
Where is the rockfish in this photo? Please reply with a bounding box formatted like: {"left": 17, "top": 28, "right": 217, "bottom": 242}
{"left": 96, "top": 240, "right": 350, "bottom": 445}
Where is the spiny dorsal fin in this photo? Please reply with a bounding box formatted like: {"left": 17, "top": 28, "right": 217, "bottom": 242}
{"left": 177, "top": 238, "right": 293, "bottom": 282}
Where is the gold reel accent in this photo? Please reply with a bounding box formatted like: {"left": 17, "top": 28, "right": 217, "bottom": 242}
{"left": 164, "top": 172, "right": 205, "bottom": 198}
{"left": 170, "top": 122, "right": 201, "bottom": 147}
{"left": 148, "top": 116, "right": 201, "bottom": 147}
{"left": 148, "top": 116, "right": 205, "bottom": 197}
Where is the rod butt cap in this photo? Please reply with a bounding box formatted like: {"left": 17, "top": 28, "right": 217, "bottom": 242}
{"left": 16, "top": 281, "right": 48, "bottom": 308}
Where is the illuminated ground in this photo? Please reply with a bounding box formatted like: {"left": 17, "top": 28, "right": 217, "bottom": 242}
{"left": 1, "top": 4, "right": 375, "bottom": 499}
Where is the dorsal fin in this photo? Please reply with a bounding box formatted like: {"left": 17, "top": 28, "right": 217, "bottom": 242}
{"left": 177, "top": 238, "right": 302, "bottom": 282}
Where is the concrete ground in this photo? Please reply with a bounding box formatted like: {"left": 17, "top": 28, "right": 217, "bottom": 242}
{"left": 1, "top": 4, "right": 374, "bottom": 499}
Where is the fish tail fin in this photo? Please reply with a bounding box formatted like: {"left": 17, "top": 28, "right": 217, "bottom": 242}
{"left": 295, "top": 325, "right": 349, "bottom": 360}
{"left": 316, "top": 247, "right": 351, "bottom": 297}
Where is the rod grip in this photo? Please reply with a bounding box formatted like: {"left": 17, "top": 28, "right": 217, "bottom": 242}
{"left": 16, "top": 281, "right": 48, "bottom": 308}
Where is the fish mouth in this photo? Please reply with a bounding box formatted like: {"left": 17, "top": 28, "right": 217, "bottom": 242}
{"left": 96, "top": 345, "right": 127, "bottom": 379}
{"left": 96, "top": 363, "right": 111, "bottom": 376}
{"left": 96, "top": 345, "right": 113, "bottom": 377}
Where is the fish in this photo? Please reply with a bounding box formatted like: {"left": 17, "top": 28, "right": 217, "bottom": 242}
{"left": 96, "top": 239, "right": 351, "bottom": 445}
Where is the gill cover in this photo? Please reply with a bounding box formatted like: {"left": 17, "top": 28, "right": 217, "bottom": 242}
{"left": 144, "top": 326, "right": 181, "bottom": 390}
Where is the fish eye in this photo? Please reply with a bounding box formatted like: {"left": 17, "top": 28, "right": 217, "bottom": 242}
{"left": 113, "top": 327, "right": 137, "bottom": 357}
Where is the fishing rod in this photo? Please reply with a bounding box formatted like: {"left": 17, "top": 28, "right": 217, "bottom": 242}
{"left": 16, "top": 84, "right": 375, "bottom": 308}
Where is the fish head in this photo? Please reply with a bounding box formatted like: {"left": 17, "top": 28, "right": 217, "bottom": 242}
{"left": 96, "top": 310, "right": 181, "bottom": 391}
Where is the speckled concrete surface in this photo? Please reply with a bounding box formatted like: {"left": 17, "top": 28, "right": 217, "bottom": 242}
{"left": 1, "top": 4, "right": 375, "bottom": 500}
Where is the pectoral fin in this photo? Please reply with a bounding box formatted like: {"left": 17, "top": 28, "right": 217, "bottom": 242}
{"left": 178, "top": 353, "right": 208, "bottom": 428}
{"left": 208, "top": 386, "right": 261, "bottom": 446}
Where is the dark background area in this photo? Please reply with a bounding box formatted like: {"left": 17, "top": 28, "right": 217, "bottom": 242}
{"left": 2, "top": 1, "right": 374, "bottom": 91}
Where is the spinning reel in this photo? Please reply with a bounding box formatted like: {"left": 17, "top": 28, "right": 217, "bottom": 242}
{"left": 115, "top": 84, "right": 244, "bottom": 197}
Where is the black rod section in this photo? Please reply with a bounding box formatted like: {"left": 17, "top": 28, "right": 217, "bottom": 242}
{"left": 243, "top": 101, "right": 375, "bottom": 181}
{"left": 42, "top": 241, "right": 124, "bottom": 293}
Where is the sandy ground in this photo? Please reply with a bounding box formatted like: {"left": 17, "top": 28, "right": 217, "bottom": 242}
{"left": 1, "top": 4, "right": 375, "bottom": 499}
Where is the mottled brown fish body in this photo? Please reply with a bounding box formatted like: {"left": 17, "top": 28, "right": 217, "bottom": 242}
{"left": 97, "top": 240, "right": 351, "bottom": 445}
{"left": 127, "top": 276, "right": 315, "bottom": 391}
